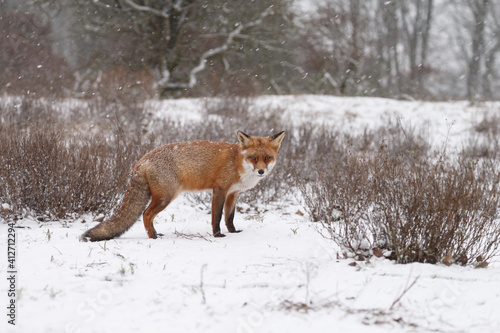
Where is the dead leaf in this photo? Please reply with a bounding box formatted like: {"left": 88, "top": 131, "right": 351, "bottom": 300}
{"left": 475, "top": 261, "right": 489, "bottom": 269}
{"left": 372, "top": 248, "right": 384, "bottom": 258}
{"left": 442, "top": 253, "right": 453, "bottom": 266}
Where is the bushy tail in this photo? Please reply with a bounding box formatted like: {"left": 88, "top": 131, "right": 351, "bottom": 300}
{"left": 80, "top": 171, "right": 151, "bottom": 242}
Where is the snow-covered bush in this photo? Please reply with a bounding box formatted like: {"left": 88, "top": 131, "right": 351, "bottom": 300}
{"left": 300, "top": 131, "right": 500, "bottom": 266}
{"left": 0, "top": 97, "right": 156, "bottom": 219}
{"left": 0, "top": 124, "right": 153, "bottom": 219}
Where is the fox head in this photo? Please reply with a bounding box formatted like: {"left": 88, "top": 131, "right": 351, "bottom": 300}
{"left": 237, "top": 130, "right": 285, "bottom": 178}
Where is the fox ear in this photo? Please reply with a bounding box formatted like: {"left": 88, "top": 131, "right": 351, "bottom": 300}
{"left": 237, "top": 131, "right": 252, "bottom": 148}
{"left": 270, "top": 131, "right": 285, "bottom": 149}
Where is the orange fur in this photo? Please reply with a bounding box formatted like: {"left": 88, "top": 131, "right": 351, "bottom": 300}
{"left": 81, "top": 131, "right": 285, "bottom": 241}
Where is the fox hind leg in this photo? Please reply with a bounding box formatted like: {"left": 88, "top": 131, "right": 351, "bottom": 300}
{"left": 143, "top": 193, "right": 172, "bottom": 239}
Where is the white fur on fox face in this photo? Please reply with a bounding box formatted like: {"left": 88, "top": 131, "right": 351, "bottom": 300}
{"left": 266, "top": 161, "right": 276, "bottom": 172}
{"left": 244, "top": 159, "right": 275, "bottom": 177}
{"left": 242, "top": 158, "right": 254, "bottom": 173}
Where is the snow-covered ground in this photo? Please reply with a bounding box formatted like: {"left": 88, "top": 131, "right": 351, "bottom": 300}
{"left": 2, "top": 95, "right": 500, "bottom": 333}
{"left": 147, "top": 95, "right": 500, "bottom": 152}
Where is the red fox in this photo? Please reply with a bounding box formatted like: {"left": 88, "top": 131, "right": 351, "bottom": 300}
{"left": 81, "top": 131, "right": 285, "bottom": 242}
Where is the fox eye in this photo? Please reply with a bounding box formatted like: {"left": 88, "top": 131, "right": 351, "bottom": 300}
{"left": 264, "top": 156, "right": 271, "bottom": 161}
{"left": 249, "top": 156, "right": 257, "bottom": 162}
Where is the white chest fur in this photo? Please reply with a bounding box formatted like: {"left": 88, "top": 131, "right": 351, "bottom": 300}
{"left": 228, "top": 160, "right": 264, "bottom": 194}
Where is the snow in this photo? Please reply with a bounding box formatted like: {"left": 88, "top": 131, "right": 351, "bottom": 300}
{"left": 149, "top": 95, "right": 500, "bottom": 154}
{"left": 2, "top": 95, "right": 500, "bottom": 333}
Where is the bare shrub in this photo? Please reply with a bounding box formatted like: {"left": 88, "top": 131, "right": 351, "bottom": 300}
{"left": 0, "top": 123, "right": 154, "bottom": 219}
{"left": 370, "top": 154, "right": 500, "bottom": 265}
{"left": 369, "top": 118, "right": 430, "bottom": 160}
{"left": 0, "top": 96, "right": 153, "bottom": 217}
{"left": 0, "top": 94, "right": 155, "bottom": 220}
{"left": 298, "top": 147, "right": 374, "bottom": 253}
{"left": 461, "top": 112, "right": 500, "bottom": 160}
{"left": 299, "top": 127, "right": 500, "bottom": 266}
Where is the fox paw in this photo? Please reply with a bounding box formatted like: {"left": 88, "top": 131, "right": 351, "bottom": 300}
{"left": 214, "top": 232, "right": 226, "bottom": 238}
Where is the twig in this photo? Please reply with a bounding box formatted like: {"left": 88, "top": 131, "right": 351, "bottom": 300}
{"left": 53, "top": 246, "right": 62, "bottom": 255}
{"left": 174, "top": 230, "right": 212, "bottom": 242}
{"left": 86, "top": 262, "right": 108, "bottom": 268}
{"left": 200, "top": 264, "right": 207, "bottom": 305}
{"left": 390, "top": 275, "right": 420, "bottom": 310}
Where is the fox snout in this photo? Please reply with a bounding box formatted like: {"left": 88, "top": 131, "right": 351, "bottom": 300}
{"left": 255, "top": 162, "right": 275, "bottom": 177}
{"left": 256, "top": 168, "right": 267, "bottom": 177}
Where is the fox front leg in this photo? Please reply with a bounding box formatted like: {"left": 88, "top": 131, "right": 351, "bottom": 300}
{"left": 224, "top": 192, "right": 241, "bottom": 233}
{"left": 212, "top": 187, "right": 226, "bottom": 237}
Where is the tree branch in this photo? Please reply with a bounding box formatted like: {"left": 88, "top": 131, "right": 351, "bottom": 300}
{"left": 122, "top": 0, "right": 168, "bottom": 18}
{"left": 163, "top": 6, "right": 274, "bottom": 90}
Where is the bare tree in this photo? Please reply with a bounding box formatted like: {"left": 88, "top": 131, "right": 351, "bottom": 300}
{"left": 296, "top": 0, "right": 435, "bottom": 99}
{"left": 0, "top": 8, "right": 73, "bottom": 97}
{"left": 67, "top": 0, "right": 292, "bottom": 97}
{"left": 378, "top": 0, "right": 401, "bottom": 96}
{"left": 482, "top": 2, "right": 500, "bottom": 99}
{"left": 400, "top": 0, "right": 434, "bottom": 95}
{"left": 9, "top": 0, "right": 500, "bottom": 100}
{"left": 295, "top": 0, "right": 378, "bottom": 96}
{"left": 451, "top": 0, "right": 496, "bottom": 100}
{"left": 467, "top": 0, "right": 489, "bottom": 100}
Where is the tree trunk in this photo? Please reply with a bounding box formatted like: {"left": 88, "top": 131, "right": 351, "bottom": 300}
{"left": 467, "top": 0, "right": 489, "bottom": 101}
